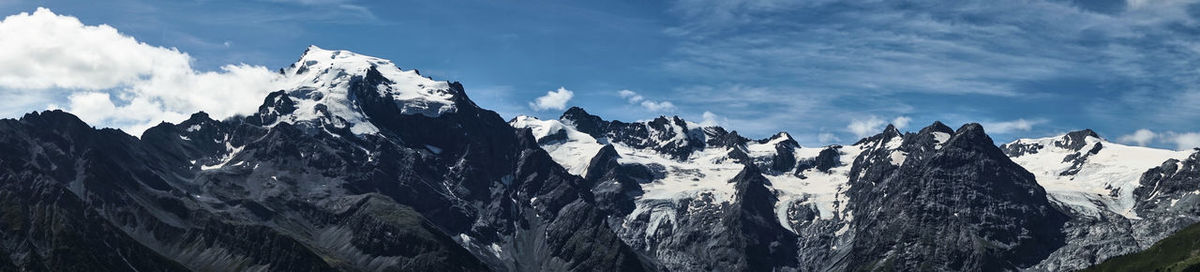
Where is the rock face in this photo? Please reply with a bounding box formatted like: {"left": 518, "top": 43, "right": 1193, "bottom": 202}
{"left": 532, "top": 108, "right": 801, "bottom": 271}
{"left": 1131, "top": 152, "right": 1200, "bottom": 249}
{"left": 1080, "top": 219, "right": 1200, "bottom": 271}
{"left": 839, "top": 123, "right": 1068, "bottom": 271}
{"left": 6, "top": 46, "right": 1200, "bottom": 272}
{"left": 0, "top": 47, "right": 649, "bottom": 272}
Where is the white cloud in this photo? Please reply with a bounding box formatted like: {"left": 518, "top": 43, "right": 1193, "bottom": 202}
{"left": 1118, "top": 129, "right": 1158, "bottom": 146}
{"left": 0, "top": 8, "right": 188, "bottom": 90}
{"left": 57, "top": 92, "right": 119, "bottom": 120}
{"left": 1167, "top": 132, "right": 1200, "bottom": 151}
{"left": 640, "top": 100, "right": 676, "bottom": 111}
{"left": 529, "top": 87, "right": 574, "bottom": 111}
{"left": 616, "top": 89, "right": 676, "bottom": 112}
{"left": 892, "top": 116, "right": 911, "bottom": 130}
{"left": 847, "top": 116, "right": 886, "bottom": 138}
{"left": 982, "top": 118, "right": 1046, "bottom": 134}
{"left": 1111, "top": 129, "right": 1200, "bottom": 150}
{"left": 699, "top": 111, "right": 722, "bottom": 127}
{"left": 617, "top": 89, "right": 644, "bottom": 103}
{"left": 0, "top": 8, "right": 283, "bottom": 135}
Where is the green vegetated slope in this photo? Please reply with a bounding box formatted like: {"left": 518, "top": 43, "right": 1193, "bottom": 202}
{"left": 1082, "top": 222, "right": 1200, "bottom": 272}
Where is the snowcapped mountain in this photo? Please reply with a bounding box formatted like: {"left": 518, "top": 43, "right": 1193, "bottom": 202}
{"left": 1003, "top": 129, "right": 1192, "bottom": 218}
{"left": 512, "top": 106, "right": 1200, "bottom": 271}
{"left": 4, "top": 46, "right": 1200, "bottom": 272}
{"left": 250, "top": 45, "right": 461, "bottom": 136}
{"left": 0, "top": 47, "right": 649, "bottom": 272}
{"left": 512, "top": 111, "right": 1072, "bottom": 271}
{"left": 508, "top": 115, "right": 604, "bottom": 176}
{"left": 1002, "top": 130, "right": 1200, "bottom": 271}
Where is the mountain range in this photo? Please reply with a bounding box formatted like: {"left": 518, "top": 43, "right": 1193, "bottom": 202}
{"left": 0, "top": 46, "right": 1197, "bottom": 271}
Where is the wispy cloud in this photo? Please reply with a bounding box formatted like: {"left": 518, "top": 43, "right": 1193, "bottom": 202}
{"left": 251, "top": 0, "right": 379, "bottom": 23}
{"left": 662, "top": 1, "right": 1094, "bottom": 97}
{"left": 618, "top": 89, "right": 643, "bottom": 103}
{"left": 817, "top": 132, "right": 841, "bottom": 145}
{"left": 981, "top": 118, "right": 1048, "bottom": 134}
{"left": 667, "top": 83, "right": 914, "bottom": 144}
{"left": 1171, "top": 132, "right": 1200, "bottom": 151}
{"left": 699, "top": 111, "right": 723, "bottom": 127}
{"left": 658, "top": 0, "right": 1200, "bottom": 146}
{"left": 892, "top": 116, "right": 912, "bottom": 130}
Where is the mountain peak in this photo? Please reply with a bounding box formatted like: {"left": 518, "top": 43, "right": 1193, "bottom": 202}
{"left": 1066, "top": 129, "right": 1101, "bottom": 139}
{"left": 562, "top": 106, "right": 591, "bottom": 117}
{"left": 304, "top": 44, "right": 323, "bottom": 53}
{"left": 921, "top": 121, "right": 954, "bottom": 134}
{"left": 1055, "top": 129, "right": 1101, "bottom": 151}
{"left": 757, "top": 131, "right": 798, "bottom": 147}
{"left": 187, "top": 111, "right": 211, "bottom": 122}
{"left": 945, "top": 123, "right": 998, "bottom": 151}
{"left": 853, "top": 123, "right": 903, "bottom": 145}
{"left": 771, "top": 132, "right": 795, "bottom": 141}
{"left": 955, "top": 123, "right": 986, "bottom": 137}
{"left": 560, "top": 106, "right": 608, "bottom": 136}
{"left": 263, "top": 46, "right": 464, "bottom": 135}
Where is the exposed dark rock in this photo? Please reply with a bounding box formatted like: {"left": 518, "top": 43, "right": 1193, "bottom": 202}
{"left": 795, "top": 146, "right": 840, "bottom": 174}
{"left": 841, "top": 123, "right": 1069, "bottom": 271}
{"left": 1056, "top": 129, "right": 1101, "bottom": 151}
{"left": 0, "top": 50, "right": 653, "bottom": 271}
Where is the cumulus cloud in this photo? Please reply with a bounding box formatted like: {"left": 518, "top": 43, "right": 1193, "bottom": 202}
{"left": 0, "top": 8, "right": 282, "bottom": 135}
{"left": 617, "top": 89, "right": 676, "bottom": 112}
{"left": 529, "top": 87, "right": 574, "bottom": 111}
{"left": 982, "top": 118, "right": 1046, "bottom": 134}
{"left": 1118, "top": 129, "right": 1158, "bottom": 146}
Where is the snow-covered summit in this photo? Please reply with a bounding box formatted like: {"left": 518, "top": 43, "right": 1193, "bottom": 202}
{"left": 268, "top": 45, "right": 458, "bottom": 134}
{"left": 509, "top": 115, "right": 604, "bottom": 176}
{"left": 1003, "top": 130, "right": 1192, "bottom": 218}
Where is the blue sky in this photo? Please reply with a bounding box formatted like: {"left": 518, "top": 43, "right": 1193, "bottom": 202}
{"left": 2, "top": 0, "right": 1200, "bottom": 149}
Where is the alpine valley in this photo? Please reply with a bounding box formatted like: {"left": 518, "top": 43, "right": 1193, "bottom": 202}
{"left": 2, "top": 47, "right": 1198, "bottom": 272}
